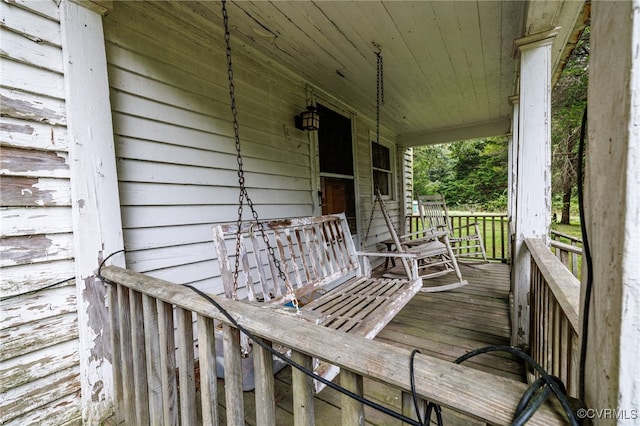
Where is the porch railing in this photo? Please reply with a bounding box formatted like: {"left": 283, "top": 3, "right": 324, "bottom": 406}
{"left": 101, "top": 265, "right": 568, "bottom": 425}
{"left": 407, "top": 213, "right": 509, "bottom": 261}
{"left": 525, "top": 238, "right": 581, "bottom": 398}
{"left": 550, "top": 230, "right": 583, "bottom": 278}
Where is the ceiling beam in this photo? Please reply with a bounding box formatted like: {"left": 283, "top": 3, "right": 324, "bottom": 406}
{"left": 397, "top": 118, "right": 511, "bottom": 147}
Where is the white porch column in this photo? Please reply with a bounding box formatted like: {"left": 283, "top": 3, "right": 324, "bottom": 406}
{"left": 584, "top": 0, "right": 640, "bottom": 416}
{"left": 60, "top": 0, "right": 125, "bottom": 422}
{"left": 511, "top": 31, "right": 556, "bottom": 348}
{"left": 507, "top": 95, "right": 520, "bottom": 280}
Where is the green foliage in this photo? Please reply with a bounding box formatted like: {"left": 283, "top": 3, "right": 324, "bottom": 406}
{"left": 413, "top": 137, "right": 508, "bottom": 212}
{"left": 551, "top": 25, "right": 589, "bottom": 223}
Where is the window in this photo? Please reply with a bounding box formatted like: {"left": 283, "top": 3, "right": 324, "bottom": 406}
{"left": 372, "top": 140, "right": 394, "bottom": 197}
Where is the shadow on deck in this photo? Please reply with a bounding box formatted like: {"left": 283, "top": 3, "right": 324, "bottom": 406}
{"left": 215, "top": 262, "right": 521, "bottom": 425}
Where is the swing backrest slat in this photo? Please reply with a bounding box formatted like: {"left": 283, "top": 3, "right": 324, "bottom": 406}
{"left": 214, "top": 214, "right": 361, "bottom": 304}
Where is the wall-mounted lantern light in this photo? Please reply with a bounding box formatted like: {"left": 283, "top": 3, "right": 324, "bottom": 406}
{"left": 295, "top": 105, "right": 320, "bottom": 131}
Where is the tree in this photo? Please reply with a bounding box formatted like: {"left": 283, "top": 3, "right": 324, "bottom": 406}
{"left": 413, "top": 137, "right": 508, "bottom": 211}
{"left": 552, "top": 26, "right": 589, "bottom": 224}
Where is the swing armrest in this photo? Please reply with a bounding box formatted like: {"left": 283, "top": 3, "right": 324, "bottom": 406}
{"left": 356, "top": 252, "right": 420, "bottom": 280}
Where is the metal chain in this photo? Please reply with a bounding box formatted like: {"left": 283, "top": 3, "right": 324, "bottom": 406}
{"left": 221, "top": 0, "right": 299, "bottom": 311}
{"left": 361, "top": 190, "right": 379, "bottom": 249}
{"left": 375, "top": 51, "right": 383, "bottom": 145}
{"left": 364, "top": 50, "right": 384, "bottom": 248}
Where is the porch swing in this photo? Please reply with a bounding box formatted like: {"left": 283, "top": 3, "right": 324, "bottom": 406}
{"left": 212, "top": 0, "right": 421, "bottom": 392}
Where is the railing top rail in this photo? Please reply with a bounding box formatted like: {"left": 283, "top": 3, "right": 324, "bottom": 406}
{"left": 551, "top": 239, "right": 583, "bottom": 255}
{"left": 407, "top": 213, "right": 508, "bottom": 218}
{"left": 551, "top": 230, "right": 584, "bottom": 244}
{"left": 102, "top": 265, "right": 567, "bottom": 426}
{"left": 525, "top": 238, "right": 581, "bottom": 332}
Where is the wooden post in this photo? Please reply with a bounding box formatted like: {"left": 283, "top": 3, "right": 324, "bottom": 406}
{"left": 223, "top": 325, "right": 245, "bottom": 426}
{"left": 508, "top": 95, "right": 520, "bottom": 287}
{"left": 584, "top": 0, "right": 640, "bottom": 414}
{"left": 292, "top": 350, "right": 315, "bottom": 426}
{"left": 253, "top": 337, "right": 277, "bottom": 426}
{"left": 197, "top": 315, "right": 219, "bottom": 425}
{"left": 341, "top": 370, "right": 364, "bottom": 426}
{"left": 511, "top": 29, "right": 556, "bottom": 348}
{"left": 60, "top": 0, "right": 123, "bottom": 422}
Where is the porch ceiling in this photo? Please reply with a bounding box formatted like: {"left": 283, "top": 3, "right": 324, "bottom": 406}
{"left": 177, "top": 1, "right": 587, "bottom": 147}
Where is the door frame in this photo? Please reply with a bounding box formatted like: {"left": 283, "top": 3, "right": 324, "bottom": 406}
{"left": 309, "top": 94, "right": 361, "bottom": 240}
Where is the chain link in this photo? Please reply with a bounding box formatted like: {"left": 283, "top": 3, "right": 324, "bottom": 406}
{"left": 221, "top": 0, "right": 299, "bottom": 311}
{"left": 363, "top": 50, "right": 385, "bottom": 248}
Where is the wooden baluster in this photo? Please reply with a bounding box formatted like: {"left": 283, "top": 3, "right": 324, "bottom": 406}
{"left": 108, "top": 284, "right": 124, "bottom": 424}
{"left": 341, "top": 370, "right": 364, "bottom": 426}
{"left": 117, "top": 285, "right": 136, "bottom": 424}
{"left": 401, "top": 392, "right": 428, "bottom": 423}
{"left": 197, "top": 314, "right": 219, "bottom": 425}
{"left": 158, "top": 301, "right": 178, "bottom": 426}
{"left": 223, "top": 324, "right": 245, "bottom": 426}
{"left": 142, "top": 294, "right": 162, "bottom": 424}
{"left": 253, "top": 337, "right": 276, "bottom": 426}
{"left": 176, "top": 307, "right": 197, "bottom": 425}
{"left": 131, "top": 290, "right": 150, "bottom": 423}
{"left": 291, "top": 350, "right": 314, "bottom": 426}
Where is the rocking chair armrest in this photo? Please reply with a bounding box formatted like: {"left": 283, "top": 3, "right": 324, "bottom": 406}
{"left": 398, "top": 229, "right": 447, "bottom": 240}
{"left": 356, "top": 251, "right": 418, "bottom": 259}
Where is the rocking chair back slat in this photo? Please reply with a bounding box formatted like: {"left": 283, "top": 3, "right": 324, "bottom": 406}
{"left": 417, "top": 194, "right": 488, "bottom": 261}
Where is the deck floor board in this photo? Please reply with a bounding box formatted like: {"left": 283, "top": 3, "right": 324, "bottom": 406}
{"left": 212, "top": 262, "right": 522, "bottom": 425}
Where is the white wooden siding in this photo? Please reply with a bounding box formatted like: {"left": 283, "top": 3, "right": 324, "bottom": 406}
{"left": 0, "top": 1, "right": 81, "bottom": 424}
{"left": 103, "top": 1, "right": 316, "bottom": 293}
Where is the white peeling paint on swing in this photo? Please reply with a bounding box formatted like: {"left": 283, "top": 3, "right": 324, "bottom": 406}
{"left": 0, "top": 1, "right": 82, "bottom": 424}
{"left": 102, "top": 1, "right": 407, "bottom": 295}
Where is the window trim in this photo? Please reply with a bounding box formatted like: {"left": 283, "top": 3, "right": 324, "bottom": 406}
{"left": 370, "top": 131, "right": 396, "bottom": 200}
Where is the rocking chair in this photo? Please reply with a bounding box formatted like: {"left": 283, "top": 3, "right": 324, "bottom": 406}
{"left": 417, "top": 194, "right": 488, "bottom": 262}
{"left": 376, "top": 191, "right": 468, "bottom": 292}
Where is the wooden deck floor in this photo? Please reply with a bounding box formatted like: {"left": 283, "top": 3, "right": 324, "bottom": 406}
{"left": 214, "top": 262, "right": 523, "bottom": 425}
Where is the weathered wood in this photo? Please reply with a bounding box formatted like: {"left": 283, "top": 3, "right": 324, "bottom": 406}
{"left": 0, "top": 284, "right": 76, "bottom": 328}
{"left": 0, "top": 27, "right": 63, "bottom": 73}
{"left": 0, "top": 2, "right": 62, "bottom": 45}
{"left": 61, "top": 1, "right": 125, "bottom": 421}
{"left": 0, "top": 233, "right": 73, "bottom": 267}
{"left": 252, "top": 337, "right": 277, "bottom": 426}
{"left": 0, "top": 313, "right": 78, "bottom": 362}
{"left": 525, "top": 238, "right": 580, "bottom": 331}
{"left": 214, "top": 213, "right": 422, "bottom": 394}
{"left": 0, "top": 339, "right": 78, "bottom": 391}
{"left": 0, "top": 259, "right": 74, "bottom": 298}
{"left": 0, "top": 176, "right": 71, "bottom": 207}
{"left": 341, "top": 370, "right": 364, "bottom": 426}
{"left": 101, "top": 265, "right": 569, "bottom": 425}
{"left": 0, "top": 366, "right": 80, "bottom": 424}
{"left": 527, "top": 238, "right": 582, "bottom": 398}
{"left": 108, "top": 284, "right": 123, "bottom": 424}
{"left": 117, "top": 286, "right": 135, "bottom": 425}
{"left": 2, "top": 391, "right": 81, "bottom": 425}
{"left": 175, "top": 307, "right": 197, "bottom": 425}
{"left": 512, "top": 33, "right": 554, "bottom": 348}
{"left": 197, "top": 314, "right": 219, "bottom": 425}
{"left": 142, "top": 294, "right": 163, "bottom": 424}
{"left": 223, "top": 324, "right": 245, "bottom": 426}
{"left": 291, "top": 350, "right": 315, "bottom": 426}
{"left": 157, "top": 300, "right": 178, "bottom": 426}
{"left": 0, "top": 117, "right": 68, "bottom": 151}
{"left": 0, "top": 146, "right": 69, "bottom": 178}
